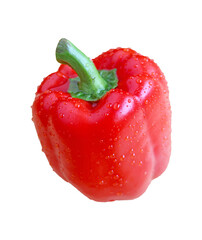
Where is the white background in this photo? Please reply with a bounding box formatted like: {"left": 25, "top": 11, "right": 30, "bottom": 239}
{"left": 1, "top": 0, "right": 202, "bottom": 239}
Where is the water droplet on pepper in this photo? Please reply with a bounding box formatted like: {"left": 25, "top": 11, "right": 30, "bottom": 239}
{"left": 113, "top": 103, "right": 120, "bottom": 110}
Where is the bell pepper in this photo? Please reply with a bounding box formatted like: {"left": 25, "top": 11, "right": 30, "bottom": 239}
{"left": 32, "top": 38, "right": 171, "bottom": 202}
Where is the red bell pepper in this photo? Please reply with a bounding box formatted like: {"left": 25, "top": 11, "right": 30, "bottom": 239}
{"left": 32, "top": 39, "right": 171, "bottom": 202}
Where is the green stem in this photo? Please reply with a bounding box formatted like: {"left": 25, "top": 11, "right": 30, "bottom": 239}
{"left": 56, "top": 39, "right": 107, "bottom": 97}
{"left": 56, "top": 38, "right": 118, "bottom": 101}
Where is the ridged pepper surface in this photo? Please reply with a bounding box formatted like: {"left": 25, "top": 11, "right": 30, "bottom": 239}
{"left": 32, "top": 39, "right": 171, "bottom": 201}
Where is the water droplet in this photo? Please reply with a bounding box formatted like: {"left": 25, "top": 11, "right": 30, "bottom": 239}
{"left": 108, "top": 169, "right": 114, "bottom": 175}
{"left": 131, "top": 160, "right": 136, "bottom": 165}
{"left": 120, "top": 155, "right": 125, "bottom": 161}
{"left": 106, "top": 103, "right": 112, "bottom": 108}
{"left": 99, "top": 180, "right": 104, "bottom": 185}
{"left": 149, "top": 81, "right": 153, "bottom": 86}
{"left": 113, "top": 102, "right": 120, "bottom": 110}
{"left": 108, "top": 145, "right": 113, "bottom": 149}
{"left": 74, "top": 103, "right": 80, "bottom": 108}
{"left": 113, "top": 175, "right": 119, "bottom": 180}
{"left": 110, "top": 153, "right": 115, "bottom": 158}
{"left": 136, "top": 79, "right": 142, "bottom": 84}
{"left": 159, "top": 74, "right": 163, "bottom": 78}
{"left": 59, "top": 113, "right": 64, "bottom": 118}
{"left": 144, "top": 99, "right": 149, "bottom": 105}
{"left": 128, "top": 99, "right": 132, "bottom": 103}
{"left": 139, "top": 160, "right": 143, "bottom": 166}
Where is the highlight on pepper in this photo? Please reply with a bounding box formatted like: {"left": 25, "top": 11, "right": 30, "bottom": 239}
{"left": 32, "top": 38, "right": 171, "bottom": 202}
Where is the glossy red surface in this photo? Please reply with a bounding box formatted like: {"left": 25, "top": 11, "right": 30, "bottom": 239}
{"left": 32, "top": 48, "right": 171, "bottom": 201}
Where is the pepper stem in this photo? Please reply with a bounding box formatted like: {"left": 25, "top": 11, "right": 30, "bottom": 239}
{"left": 56, "top": 38, "right": 118, "bottom": 101}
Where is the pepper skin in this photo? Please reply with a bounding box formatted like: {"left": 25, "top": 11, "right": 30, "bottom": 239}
{"left": 32, "top": 39, "right": 171, "bottom": 202}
